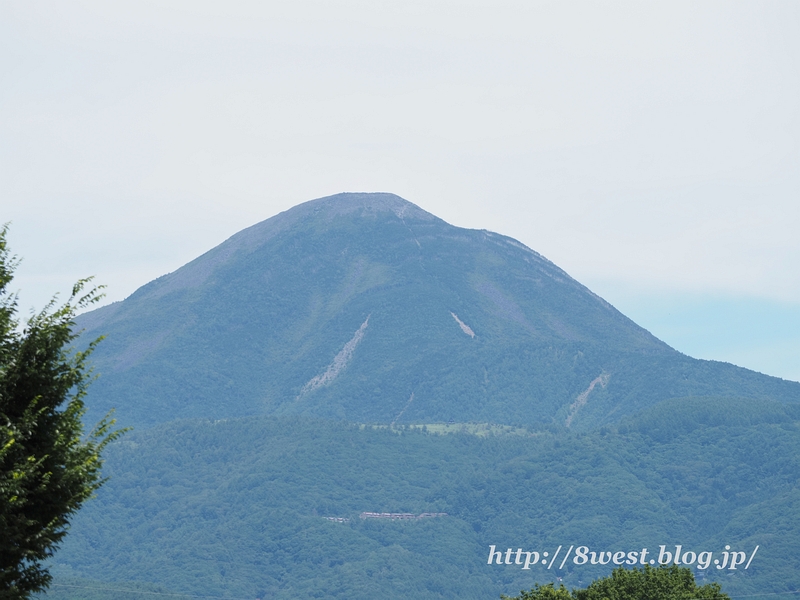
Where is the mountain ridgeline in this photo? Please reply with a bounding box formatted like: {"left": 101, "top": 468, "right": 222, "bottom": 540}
{"left": 78, "top": 192, "right": 800, "bottom": 429}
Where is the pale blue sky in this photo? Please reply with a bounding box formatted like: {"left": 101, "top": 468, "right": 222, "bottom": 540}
{"left": 2, "top": 1, "right": 799, "bottom": 380}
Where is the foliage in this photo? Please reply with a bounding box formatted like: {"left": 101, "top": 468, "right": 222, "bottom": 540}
{"left": 502, "top": 583, "right": 573, "bottom": 600}
{"left": 45, "top": 402, "right": 800, "bottom": 599}
{"left": 32, "top": 577, "right": 178, "bottom": 600}
{"left": 0, "top": 228, "right": 124, "bottom": 598}
{"left": 576, "top": 565, "right": 728, "bottom": 600}
{"left": 504, "top": 566, "right": 729, "bottom": 600}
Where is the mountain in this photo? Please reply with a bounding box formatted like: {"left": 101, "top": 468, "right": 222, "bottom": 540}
{"left": 47, "top": 193, "right": 800, "bottom": 600}
{"left": 77, "top": 192, "right": 800, "bottom": 429}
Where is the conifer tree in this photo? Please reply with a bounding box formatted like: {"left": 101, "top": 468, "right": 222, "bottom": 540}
{"left": 503, "top": 565, "right": 730, "bottom": 600}
{"left": 0, "top": 227, "right": 124, "bottom": 599}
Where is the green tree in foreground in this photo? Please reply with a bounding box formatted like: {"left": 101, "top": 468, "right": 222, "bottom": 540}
{"left": 503, "top": 566, "right": 730, "bottom": 600}
{"left": 0, "top": 227, "right": 124, "bottom": 599}
{"left": 502, "top": 582, "right": 573, "bottom": 600}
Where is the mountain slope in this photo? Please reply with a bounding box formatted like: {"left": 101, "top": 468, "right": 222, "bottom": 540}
{"left": 49, "top": 401, "right": 800, "bottom": 599}
{"left": 77, "top": 192, "right": 800, "bottom": 429}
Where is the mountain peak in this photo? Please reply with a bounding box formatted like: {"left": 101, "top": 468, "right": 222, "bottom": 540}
{"left": 292, "top": 192, "right": 438, "bottom": 222}
{"left": 229, "top": 192, "right": 439, "bottom": 251}
{"left": 121, "top": 193, "right": 435, "bottom": 302}
{"left": 77, "top": 193, "right": 800, "bottom": 429}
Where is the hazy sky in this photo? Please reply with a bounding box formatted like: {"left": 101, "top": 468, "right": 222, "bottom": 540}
{"left": 2, "top": 1, "right": 799, "bottom": 379}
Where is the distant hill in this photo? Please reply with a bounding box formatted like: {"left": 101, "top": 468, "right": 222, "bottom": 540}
{"left": 77, "top": 192, "right": 800, "bottom": 429}
{"left": 48, "top": 398, "right": 800, "bottom": 599}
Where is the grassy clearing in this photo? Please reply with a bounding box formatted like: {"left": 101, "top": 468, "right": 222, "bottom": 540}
{"left": 366, "top": 422, "right": 534, "bottom": 436}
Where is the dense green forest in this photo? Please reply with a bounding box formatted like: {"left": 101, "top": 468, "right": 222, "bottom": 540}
{"left": 39, "top": 396, "right": 800, "bottom": 600}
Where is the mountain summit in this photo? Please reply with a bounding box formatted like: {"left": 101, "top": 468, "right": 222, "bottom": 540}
{"left": 78, "top": 192, "right": 800, "bottom": 428}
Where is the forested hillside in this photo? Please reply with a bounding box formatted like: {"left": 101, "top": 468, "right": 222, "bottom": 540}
{"left": 44, "top": 396, "right": 800, "bottom": 600}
